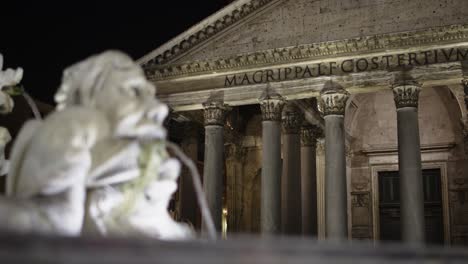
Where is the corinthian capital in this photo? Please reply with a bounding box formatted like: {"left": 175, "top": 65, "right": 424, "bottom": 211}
{"left": 319, "top": 82, "right": 349, "bottom": 116}
{"left": 259, "top": 95, "right": 285, "bottom": 121}
{"left": 392, "top": 82, "right": 421, "bottom": 109}
{"left": 300, "top": 124, "right": 322, "bottom": 147}
{"left": 282, "top": 103, "right": 303, "bottom": 134}
{"left": 203, "top": 101, "right": 230, "bottom": 126}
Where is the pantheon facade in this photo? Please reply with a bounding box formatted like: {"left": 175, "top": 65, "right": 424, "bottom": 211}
{"left": 139, "top": 0, "right": 468, "bottom": 245}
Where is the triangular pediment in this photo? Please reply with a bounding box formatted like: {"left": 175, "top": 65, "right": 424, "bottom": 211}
{"left": 138, "top": 0, "right": 280, "bottom": 67}
{"left": 139, "top": 0, "right": 468, "bottom": 68}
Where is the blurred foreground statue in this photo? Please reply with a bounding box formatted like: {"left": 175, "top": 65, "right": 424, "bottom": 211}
{"left": 1, "top": 51, "right": 193, "bottom": 239}
{"left": 0, "top": 54, "right": 23, "bottom": 175}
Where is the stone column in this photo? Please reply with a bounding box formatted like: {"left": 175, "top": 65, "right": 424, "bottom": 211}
{"left": 300, "top": 124, "right": 321, "bottom": 236}
{"left": 463, "top": 78, "right": 468, "bottom": 110}
{"left": 316, "top": 138, "right": 326, "bottom": 239}
{"left": 462, "top": 79, "right": 468, "bottom": 155}
{"left": 462, "top": 61, "right": 468, "bottom": 110}
{"left": 320, "top": 83, "right": 349, "bottom": 240}
{"left": 259, "top": 95, "right": 285, "bottom": 234}
{"left": 202, "top": 102, "right": 230, "bottom": 233}
{"left": 178, "top": 122, "right": 200, "bottom": 229}
{"left": 392, "top": 82, "right": 425, "bottom": 244}
{"left": 281, "top": 103, "right": 303, "bottom": 235}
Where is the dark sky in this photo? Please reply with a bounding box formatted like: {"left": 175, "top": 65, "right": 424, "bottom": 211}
{"left": 1, "top": 1, "right": 231, "bottom": 104}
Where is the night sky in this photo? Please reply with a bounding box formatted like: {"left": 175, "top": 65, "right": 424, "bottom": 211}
{"left": 1, "top": 1, "right": 231, "bottom": 104}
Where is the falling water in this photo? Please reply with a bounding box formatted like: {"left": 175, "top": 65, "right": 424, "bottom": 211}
{"left": 22, "top": 92, "right": 42, "bottom": 120}
{"left": 167, "top": 141, "right": 217, "bottom": 241}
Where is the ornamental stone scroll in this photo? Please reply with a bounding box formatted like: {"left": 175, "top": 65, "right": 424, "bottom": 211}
{"left": 259, "top": 95, "right": 285, "bottom": 122}
{"left": 392, "top": 82, "right": 422, "bottom": 109}
{"left": 300, "top": 124, "right": 322, "bottom": 147}
{"left": 319, "top": 82, "right": 350, "bottom": 116}
{"left": 282, "top": 104, "right": 304, "bottom": 134}
{"left": 203, "top": 101, "right": 231, "bottom": 126}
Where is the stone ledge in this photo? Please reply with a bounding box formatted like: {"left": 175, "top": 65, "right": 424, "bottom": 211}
{"left": 361, "top": 142, "right": 456, "bottom": 156}
{"left": 145, "top": 24, "right": 468, "bottom": 80}
{"left": 0, "top": 232, "right": 467, "bottom": 263}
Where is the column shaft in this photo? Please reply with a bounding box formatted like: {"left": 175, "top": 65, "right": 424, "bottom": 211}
{"left": 260, "top": 97, "right": 285, "bottom": 235}
{"left": 281, "top": 133, "right": 302, "bottom": 235}
{"left": 203, "top": 125, "right": 224, "bottom": 232}
{"left": 281, "top": 104, "right": 303, "bottom": 235}
{"left": 301, "top": 126, "right": 319, "bottom": 236}
{"left": 202, "top": 102, "right": 229, "bottom": 234}
{"left": 324, "top": 115, "right": 348, "bottom": 239}
{"left": 393, "top": 83, "right": 425, "bottom": 244}
{"left": 261, "top": 120, "right": 282, "bottom": 233}
{"left": 320, "top": 82, "right": 349, "bottom": 240}
{"left": 397, "top": 107, "right": 425, "bottom": 243}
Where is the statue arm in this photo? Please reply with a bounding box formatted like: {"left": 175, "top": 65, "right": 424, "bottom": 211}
{"left": 6, "top": 120, "right": 42, "bottom": 196}
{"left": 10, "top": 108, "right": 110, "bottom": 198}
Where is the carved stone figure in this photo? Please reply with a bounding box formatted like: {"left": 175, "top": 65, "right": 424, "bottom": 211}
{"left": 0, "top": 127, "right": 11, "bottom": 176}
{"left": 1, "top": 51, "right": 192, "bottom": 239}
{"left": 0, "top": 54, "right": 22, "bottom": 175}
{"left": 4, "top": 109, "right": 109, "bottom": 236}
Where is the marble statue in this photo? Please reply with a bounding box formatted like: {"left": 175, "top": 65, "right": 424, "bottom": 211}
{"left": 0, "top": 127, "right": 11, "bottom": 176}
{"left": 1, "top": 51, "right": 193, "bottom": 239}
{"left": 0, "top": 54, "right": 22, "bottom": 176}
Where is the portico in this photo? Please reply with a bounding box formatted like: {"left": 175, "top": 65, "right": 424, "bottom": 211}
{"left": 140, "top": 0, "right": 468, "bottom": 245}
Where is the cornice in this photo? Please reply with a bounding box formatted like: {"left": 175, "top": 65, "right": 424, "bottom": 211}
{"left": 361, "top": 142, "right": 456, "bottom": 156}
{"left": 139, "top": 0, "right": 276, "bottom": 68}
{"left": 144, "top": 24, "right": 468, "bottom": 80}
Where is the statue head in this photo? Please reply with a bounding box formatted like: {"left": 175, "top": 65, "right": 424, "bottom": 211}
{"left": 54, "top": 50, "right": 168, "bottom": 129}
{"left": 54, "top": 51, "right": 155, "bottom": 108}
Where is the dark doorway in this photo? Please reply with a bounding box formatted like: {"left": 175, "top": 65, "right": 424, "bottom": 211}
{"left": 378, "top": 169, "right": 444, "bottom": 244}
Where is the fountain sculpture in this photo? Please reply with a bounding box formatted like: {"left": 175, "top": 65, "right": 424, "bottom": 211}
{"left": 0, "top": 51, "right": 197, "bottom": 240}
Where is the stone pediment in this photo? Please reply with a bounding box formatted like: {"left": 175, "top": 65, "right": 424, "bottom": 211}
{"left": 138, "top": 0, "right": 279, "bottom": 67}
{"left": 139, "top": 0, "right": 468, "bottom": 112}
{"left": 139, "top": 0, "right": 468, "bottom": 71}
{"left": 146, "top": 25, "right": 468, "bottom": 81}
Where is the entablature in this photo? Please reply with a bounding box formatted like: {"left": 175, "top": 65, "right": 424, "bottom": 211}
{"left": 147, "top": 25, "right": 468, "bottom": 112}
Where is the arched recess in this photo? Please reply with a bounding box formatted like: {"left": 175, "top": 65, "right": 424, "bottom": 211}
{"left": 343, "top": 86, "right": 465, "bottom": 244}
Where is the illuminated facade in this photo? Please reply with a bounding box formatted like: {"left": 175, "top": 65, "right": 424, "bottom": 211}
{"left": 140, "top": 0, "right": 468, "bottom": 245}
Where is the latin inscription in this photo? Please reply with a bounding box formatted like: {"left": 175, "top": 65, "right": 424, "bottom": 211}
{"left": 224, "top": 48, "right": 468, "bottom": 87}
